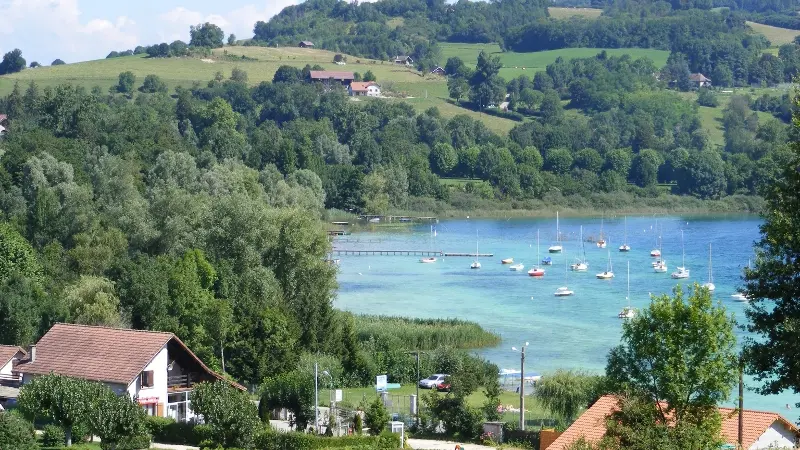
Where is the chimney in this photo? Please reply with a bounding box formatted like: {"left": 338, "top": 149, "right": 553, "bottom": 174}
{"left": 28, "top": 345, "right": 36, "bottom": 363}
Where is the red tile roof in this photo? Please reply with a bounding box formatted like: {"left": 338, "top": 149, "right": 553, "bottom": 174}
{"left": 545, "top": 395, "right": 799, "bottom": 450}
{"left": 15, "top": 324, "right": 243, "bottom": 391}
{"left": 309, "top": 70, "right": 354, "bottom": 81}
{"left": 689, "top": 73, "right": 711, "bottom": 82}
{"left": 0, "top": 345, "right": 25, "bottom": 369}
{"left": 350, "top": 82, "right": 377, "bottom": 92}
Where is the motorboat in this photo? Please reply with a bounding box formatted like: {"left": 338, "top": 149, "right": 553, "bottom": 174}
{"left": 501, "top": 258, "right": 514, "bottom": 264}
{"left": 510, "top": 263, "right": 524, "bottom": 271}
{"left": 554, "top": 286, "right": 574, "bottom": 297}
{"left": 702, "top": 243, "right": 715, "bottom": 292}
{"left": 541, "top": 256, "right": 553, "bottom": 266}
{"left": 670, "top": 230, "right": 689, "bottom": 279}
{"left": 731, "top": 292, "right": 749, "bottom": 302}
{"left": 548, "top": 245, "right": 563, "bottom": 253}
{"left": 420, "top": 257, "right": 437, "bottom": 263}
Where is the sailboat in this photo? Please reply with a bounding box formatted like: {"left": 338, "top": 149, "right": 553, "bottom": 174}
{"left": 548, "top": 211, "right": 563, "bottom": 253}
{"left": 702, "top": 243, "right": 715, "bottom": 291}
{"left": 596, "top": 242, "right": 614, "bottom": 279}
{"left": 420, "top": 225, "right": 437, "bottom": 263}
{"left": 596, "top": 216, "right": 607, "bottom": 248}
{"left": 470, "top": 230, "right": 481, "bottom": 269}
{"left": 619, "top": 217, "right": 631, "bottom": 252}
{"left": 501, "top": 258, "right": 514, "bottom": 264}
{"left": 554, "top": 248, "right": 574, "bottom": 296}
{"left": 528, "top": 230, "right": 545, "bottom": 277}
{"left": 732, "top": 260, "right": 750, "bottom": 301}
{"left": 650, "top": 218, "right": 661, "bottom": 257}
{"left": 571, "top": 226, "right": 588, "bottom": 272}
{"left": 618, "top": 261, "right": 635, "bottom": 319}
{"left": 671, "top": 230, "right": 689, "bottom": 279}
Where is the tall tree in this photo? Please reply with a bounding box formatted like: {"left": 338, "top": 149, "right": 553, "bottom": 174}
{"left": 0, "top": 49, "right": 26, "bottom": 75}
{"left": 18, "top": 374, "right": 94, "bottom": 446}
{"left": 190, "top": 23, "right": 225, "bottom": 48}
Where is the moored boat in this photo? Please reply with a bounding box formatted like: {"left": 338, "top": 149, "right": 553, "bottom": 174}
{"left": 502, "top": 258, "right": 514, "bottom": 264}
{"left": 510, "top": 263, "right": 524, "bottom": 271}
{"left": 420, "top": 257, "right": 437, "bottom": 263}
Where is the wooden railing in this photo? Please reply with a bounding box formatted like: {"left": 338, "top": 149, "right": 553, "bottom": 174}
{"left": 167, "top": 374, "right": 197, "bottom": 390}
{"left": 0, "top": 373, "right": 21, "bottom": 386}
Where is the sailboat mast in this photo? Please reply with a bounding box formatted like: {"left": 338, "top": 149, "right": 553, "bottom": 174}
{"left": 537, "top": 229, "right": 540, "bottom": 263}
{"left": 681, "top": 230, "right": 685, "bottom": 267}
{"left": 556, "top": 211, "right": 560, "bottom": 243}
{"left": 627, "top": 261, "right": 631, "bottom": 307}
{"left": 624, "top": 217, "right": 627, "bottom": 244}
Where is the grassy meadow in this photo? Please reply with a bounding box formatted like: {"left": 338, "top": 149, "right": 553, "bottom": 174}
{"left": 548, "top": 6, "right": 603, "bottom": 19}
{"left": 746, "top": 21, "right": 800, "bottom": 46}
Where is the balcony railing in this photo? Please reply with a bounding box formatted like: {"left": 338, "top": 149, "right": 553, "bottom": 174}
{"left": 167, "top": 374, "right": 198, "bottom": 390}
{"left": 0, "top": 373, "right": 21, "bottom": 386}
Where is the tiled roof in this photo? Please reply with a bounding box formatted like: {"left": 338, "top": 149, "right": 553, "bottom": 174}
{"left": 0, "top": 114, "right": 7, "bottom": 122}
{"left": 689, "top": 73, "right": 711, "bottom": 82}
{"left": 0, "top": 345, "right": 24, "bottom": 368}
{"left": 546, "top": 395, "right": 799, "bottom": 450}
{"left": 350, "top": 82, "right": 377, "bottom": 91}
{"left": 309, "top": 70, "right": 354, "bottom": 81}
{"left": 16, "top": 323, "right": 172, "bottom": 385}
{"left": 299, "top": 41, "right": 314, "bottom": 46}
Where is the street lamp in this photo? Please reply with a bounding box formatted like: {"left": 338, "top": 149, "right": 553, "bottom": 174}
{"left": 511, "top": 342, "right": 530, "bottom": 430}
{"left": 313, "top": 364, "right": 332, "bottom": 434}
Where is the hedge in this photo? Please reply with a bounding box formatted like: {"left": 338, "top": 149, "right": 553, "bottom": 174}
{"left": 144, "top": 416, "right": 211, "bottom": 446}
{"left": 255, "top": 431, "right": 401, "bottom": 449}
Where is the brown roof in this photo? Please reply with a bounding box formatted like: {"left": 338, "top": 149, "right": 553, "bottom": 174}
{"left": 0, "top": 345, "right": 25, "bottom": 369}
{"left": 350, "top": 82, "right": 377, "bottom": 92}
{"left": 689, "top": 73, "right": 711, "bottom": 82}
{"left": 0, "top": 114, "right": 7, "bottom": 123}
{"left": 15, "top": 324, "right": 242, "bottom": 390}
{"left": 309, "top": 70, "right": 354, "bottom": 81}
{"left": 546, "top": 395, "right": 799, "bottom": 450}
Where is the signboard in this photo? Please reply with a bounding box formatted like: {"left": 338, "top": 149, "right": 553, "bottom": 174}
{"left": 138, "top": 397, "right": 159, "bottom": 405}
{"left": 330, "top": 389, "right": 342, "bottom": 402}
{"left": 376, "top": 375, "right": 387, "bottom": 392}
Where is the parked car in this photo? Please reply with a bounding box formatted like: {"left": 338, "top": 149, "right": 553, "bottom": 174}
{"left": 419, "top": 374, "right": 448, "bottom": 389}
{"left": 436, "top": 381, "right": 451, "bottom": 392}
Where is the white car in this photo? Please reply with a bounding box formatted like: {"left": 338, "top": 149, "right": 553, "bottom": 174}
{"left": 419, "top": 374, "right": 448, "bottom": 389}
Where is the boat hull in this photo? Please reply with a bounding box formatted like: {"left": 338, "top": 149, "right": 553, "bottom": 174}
{"left": 619, "top": 245, "right": 630, "bottom": 252}
{"left": 548, "top": 247, "right": 562, "bottom": 253}
{"left": 501, "top": 258, "right": 514, "bottom": 264}
{"left": 596, "top": 241, "right": 607, "bottom": 249}
{"left": 420, "top": 258, "right": 437, "bottom": 263}
{"left": 702, "top": 282, "right": 715, "bottom": 291}
{"left": 528, "top": 269, "right": 545, "bottom": 277}
{"left": 650, "top": 250, "right": 661, "bottom": 257}
{"left": 596, "top": 272, "right": 614, "bottom": 279}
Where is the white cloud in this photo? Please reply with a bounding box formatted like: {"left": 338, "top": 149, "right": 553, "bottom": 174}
{"left": 0, "top": 0, "right": 138, "bottom": 63}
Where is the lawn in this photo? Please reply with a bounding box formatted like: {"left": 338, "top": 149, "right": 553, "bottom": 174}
{"left": 548, "top": 7, "right": 603, "bottom": 19}
{"left": 440, "top": 43, "right": 670, "bottom": 80}
{"left": 747, "top": 21, "right": 800, "bottom": 46}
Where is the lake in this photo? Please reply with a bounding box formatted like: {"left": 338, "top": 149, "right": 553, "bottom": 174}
{"left": 333, "top": 215, "right": 800, "bottom": 416}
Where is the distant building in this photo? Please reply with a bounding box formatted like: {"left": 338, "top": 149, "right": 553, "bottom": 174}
{"left": 16, "top": 323, "right": 242, "bottom": 422}
{"left": 309, "top": 70, "right": 355, "bottom": 87}
{"left": 349, "top": 81, "right": 381, "bottom": 97}
{"left": 430, "top": 66, "right": 446, "bottom": 76}
{"left": 393, "top": 55, "right": 414, "bottom": 66}
{"left": 544, "top": 395, "right": 800, "bottom": 450}
{"left": 298, "top": 41, "right": 315, "bottom": 48}
{"left": 689, "top": 73, "right": 712, "bottom": 88}
{"left": 0, "top": 114, "right": 7, "bottom": 135}
{"left": 0, "top": 345, "right": 25, "bottom": 408}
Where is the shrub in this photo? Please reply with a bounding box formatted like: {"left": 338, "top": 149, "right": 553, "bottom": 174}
{"left": 191, "top": 381, "right": 260, "bottom": 449}
{"left": 0, "top": 412, "right": 38, "bottom": 450}
{"left": 42, "top": 423, "right": 66, "bottom": 447}
{"left": 144, "top": 416, "right": 209, "bottom": 446}
{"left": 364, "top": 397, "right": 388, "bottom": 436}
{"left": 353, "top": 413, "right": 362, "bottom": 434}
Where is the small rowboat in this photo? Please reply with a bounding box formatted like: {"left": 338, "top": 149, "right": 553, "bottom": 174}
{"left": 501, "top": 258, "right": 514, "bottom": 264}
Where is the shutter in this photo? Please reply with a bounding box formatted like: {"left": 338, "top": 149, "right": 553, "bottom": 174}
{"left": 156, "top": 402, "right": 164, "bottom": 417}
{"left": 146, "top": 370, "right": 154, "bottom": 387}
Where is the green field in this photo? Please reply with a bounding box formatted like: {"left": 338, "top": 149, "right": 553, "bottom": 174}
{"left": 548, "top": 7, "right": 603, "bottom": 19}
{"left": 440, "top": 43, "right": 670, "bottom": 80}
{"left": 747, "top": 21, "right": 800, "bottom": 46}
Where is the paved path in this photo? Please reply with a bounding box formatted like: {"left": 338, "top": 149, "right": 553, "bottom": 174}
{"left": 151, "top": 444, "right": 199, "bottom": 450}
{"left": 408, "top": 438, "right": 499, "bottom": 450}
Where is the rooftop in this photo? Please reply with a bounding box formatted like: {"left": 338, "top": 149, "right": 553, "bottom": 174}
{"left": 0, "top": 345, "right": 25, "bottom": 368}
{"left": 350, "top": 81, "right": 378, "bottom": 91}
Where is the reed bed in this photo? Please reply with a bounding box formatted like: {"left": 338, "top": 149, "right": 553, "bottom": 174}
{"left": 354, "top": 315, "right": 501, "bottom": 350}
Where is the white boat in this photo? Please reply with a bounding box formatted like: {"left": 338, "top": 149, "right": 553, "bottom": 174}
{"left": 671, "top": 230, "right": 690, "bottom": 279}
{"left": 554, "top": 249, "right": 574, "bottom": 296}
{"left": 501, "top": 258, "right": 514, "bottom": 264}
{"left": 619, "top": 262, "right": 635, "bottom": 319}
{"left": 650, "top": 218, "right": 661, "bottom": 257}
{"left": 529, "top": 230, "right": 545, "bottom": 277}
{"left": 470, "top": 230, "right": 481, "bottom": 269}
{"left": 654, "top": 261, "right": 668, "bottom": 273}
{"left": 369, "top": 217, "right": 380, "bottom": 223}
{"left": 571, "top": 226, "right": 589, "bottom": 271}
{"left": 731, "top": 292, "right": 749, "bottom": 302}
{"left": 596, "top": 243, "right": 614, "bottom": 279}
{"left": 510, "top": 263, "right": 524, "bottom": 271}
{"left": 702, "top": 243, "right": 715, "bottom": 291}
{"left": 596, "top": 216, "right": 607, "bottom": 248}
{"left": 548, "top": 212, "right": 563, "bottom": 253}
{"left": 619, "top": 216, "right": 631, "bottom": 252}
{"left": 420, "top": 257, "right": 437, "bottom": 263}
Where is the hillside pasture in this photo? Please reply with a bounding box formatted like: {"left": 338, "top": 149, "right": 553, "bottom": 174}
{"left": 548, "top": 7, "right": 603, "bottom": 19}
{"left": 747, "top": 21, "right": 800, "bottom": 46}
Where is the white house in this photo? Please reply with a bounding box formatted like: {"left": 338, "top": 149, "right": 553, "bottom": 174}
{"left": 16, "top": 323, "right": 242, "bottom": 422}
{"left": 349, "top": 81, "right": 381, "bottom": 97}
{"left": 0, "top": 345, "right": 25, "bottom": 408}
{"left": 545, "top": 395, "right": 800, "bottom": 450}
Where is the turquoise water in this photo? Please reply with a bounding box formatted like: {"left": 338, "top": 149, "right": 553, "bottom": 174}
{"left": 333, "top": 215, "right": 800, "bottom": 416}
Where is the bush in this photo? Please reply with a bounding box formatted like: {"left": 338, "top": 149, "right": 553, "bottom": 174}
{"left": 254, "top": 431, "right": 395, "bottom": 450}
{"left": 0, "top": 412, "right": 38, "bottom": 450}
{"left": 104, "top": 433, "right": 151, "bottom": 450}
{"left": 353, "top": 413, "right": 362, "bottom": 434}
{"left": 42, "top": 423, "right": 66, "bottom": 447}
{"left": 364, "top": 397, "right": 388, "bottom": 436}
{"left": 144, "top": 415, "right": 206, "bottom": 446}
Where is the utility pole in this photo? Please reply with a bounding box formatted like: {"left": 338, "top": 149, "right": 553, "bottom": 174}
{"left": 415, "top": 351, "right": 420, "bottom": 427}
{"left": 314, "top": 362, "right": 319, "bottom": 434}
{"left": 519, "top": 346, "right": 526, "bottom": 430}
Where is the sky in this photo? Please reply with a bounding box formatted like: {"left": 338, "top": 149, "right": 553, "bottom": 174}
{"left": 0, "top": 0, "right": 306, "bottom": 65}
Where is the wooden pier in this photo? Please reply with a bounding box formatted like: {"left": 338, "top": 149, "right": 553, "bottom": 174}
{"left": 331, "top": 250, "right": 493, "bottom": 257}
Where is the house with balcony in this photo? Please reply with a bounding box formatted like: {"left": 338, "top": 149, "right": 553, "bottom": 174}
{"left": 15, "top": 323, "right": 242, "bottom": 422}
{"left": 0, "top": 345, "right": 26, "bottom": 409}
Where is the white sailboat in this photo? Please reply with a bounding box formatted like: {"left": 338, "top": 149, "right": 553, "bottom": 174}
{"left": 671, "top": 230, "right": 689, "bottom": 279}
{"left": 596, "top": 216, "right": 607, "bottom": 248}
{"left": 619, "top": 261, "right": 635, "bottom": 319}
{"left": 702, "top": 243, "right": 715, "bottom": 291}
{"left": 529, "top": 230, "right": 545, "bottom": 277}
{"left": 619, "top": 216, "right": 631, "bottom": 252}
{"left": 548, "top": 211, "right": 563, "bottom": 253}
{"left": 650, "top": 218, "right": 661, "bottom": 257}
{"left": 554, "top": 248, "right": 574, "bottom": 296}
{"left": 596, "top": 243, "right": 614, "bottom": 279}
{"left": 653, "top": 227, "right": 667, "bottom": 273}
{"left": 420, "top": 225, "right": 437, "bottom": 263}
{"left": 470, "top": 230, "right": 481, "bottom": 269}
{"left": 571, "top": 226, "right": 589, "bottom": 272}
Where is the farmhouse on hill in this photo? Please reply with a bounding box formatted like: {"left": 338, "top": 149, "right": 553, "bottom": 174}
{"left": 0, "top": 345, "right": 26, "bottom": 409}
{"left": 349, "top": 81, "right": 381, "bottom": 97}
{"left": 393, "top": 55, "right": 414, "bottom": 66}
{"left": 309, "top": 70, "right": 355, "bottom": 87}
{"left": 689, "top": 73, "right": 711, "bottom": 88}
{"left": 543, "top": 395, "right": 800, "bottom": 450}
{"left": 15, "top": 323, "right": 242, "bottom": 422}
{"left": 298, "top": 41, "right": 315, "bottom": 48}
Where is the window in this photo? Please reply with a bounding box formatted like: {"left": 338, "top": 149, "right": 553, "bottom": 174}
{"left": 140, "top": 370, "right": 154, "bottom": 388}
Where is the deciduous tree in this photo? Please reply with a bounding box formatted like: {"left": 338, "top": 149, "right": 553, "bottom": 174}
{"left": 191, "top": 381, "right": 260, "bottom": 449}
